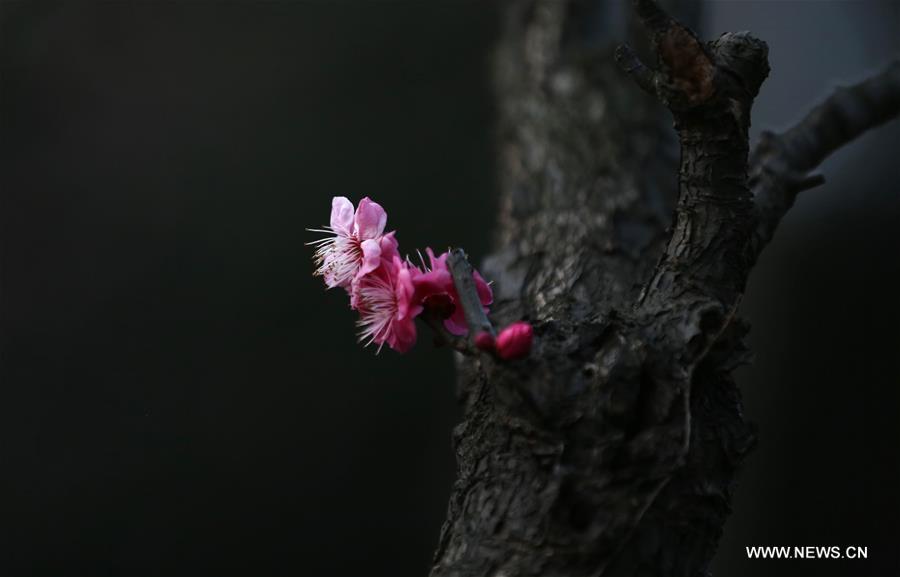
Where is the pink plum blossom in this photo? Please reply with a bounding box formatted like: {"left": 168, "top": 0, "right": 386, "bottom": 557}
{"left": 496, "top": 322, "right": 533, "bottom": 360}
{"left": 413, "top": 248, "right": 493, "bottom": 336}
{"left": 309, "top": 196, "right": 392, "bottom": 290}
{"left": 309, "top": 196, "right": 514, "bottom": 356}
{"left": 353, "top": 254, "right": 422, "bottom": 353}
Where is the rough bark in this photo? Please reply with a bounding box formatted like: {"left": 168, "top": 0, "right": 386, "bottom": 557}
{"left": 430, "top": 1, "right": 900, "bottom": 576}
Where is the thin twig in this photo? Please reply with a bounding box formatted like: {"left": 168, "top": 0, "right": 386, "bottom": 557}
{"left": 752, "top": 60, "right": 900, "bottom": 255}
{"left": 447, "top": 249, "right": 495, "bottom": 340}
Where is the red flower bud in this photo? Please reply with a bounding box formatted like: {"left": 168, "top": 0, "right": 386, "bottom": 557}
{"left": 474, "top": 331, "right": 496, "bottom": 352}
{"left": 496, "top": 321, "right": 533, "bottom": 360}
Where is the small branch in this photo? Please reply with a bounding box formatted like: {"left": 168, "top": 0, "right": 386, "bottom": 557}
{"left": 615, "top": 0, "right": 716, "bottom": 111}
{"left": 614, "top": 44, "right": 660, "bottom": 97}
{"left": 622, "top": 0, "right": 770, "bottom": 306}
{"left": 447, "top": 249, "right": 495, "bottom": 339}
{"left": 751, "top": 60, "right": 900, "bottom": 254}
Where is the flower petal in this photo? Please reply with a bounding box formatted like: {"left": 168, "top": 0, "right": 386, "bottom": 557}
{"left": 474, "top": 270, "right": 493, "bottom": 306}
{"left": 379, "top": 232, "right": 400, "bottom": 261}
{"left": 329, "top": 196, "right": 355, "bottom": 237}
{"left": 444, "top": 308, "right": 469, "bottom": 336}
{"left": 358, "top": 238, "right": 382, "bottom": 278}
{"left": 388, "top": 316, "right": 417, "bottom": 353}
{"left": 413, "top": 268, "right": 453, "bottom": 300}
{"left": 354, "top": 197, "right": 388, "bottom": 240}
{"left": 393, "top": 256, "right": 423, "bottom": 322}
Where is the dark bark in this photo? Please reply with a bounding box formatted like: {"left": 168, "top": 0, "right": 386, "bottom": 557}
{"left": 430, "top": 1, "right": 900, "bottom": 576}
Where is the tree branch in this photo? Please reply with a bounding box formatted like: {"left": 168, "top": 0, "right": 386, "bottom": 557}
{"left": 614, "top": 43, "right": 662, "bottom": 97}
{"left": 618, "top": 0, "right": 770, "bottom": 309}
{"left": 615, "top": 0, "right": 716, "bottom": 111}
{"left": 751, "top": 60, "right": 900, "bottom": 255}
{"left": 432, "top": 1, "right": 900, "bottom": 575}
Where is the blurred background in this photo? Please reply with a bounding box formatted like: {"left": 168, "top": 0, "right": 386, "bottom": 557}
{"left": 0, "top": 2, "right": 897, "bottom": 576}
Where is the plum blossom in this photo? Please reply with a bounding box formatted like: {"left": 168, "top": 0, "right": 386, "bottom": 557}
{"left": 353, "top": 254, "right": 422, "bottom": 353}
{"left": 414, "top": 248, "right": 493, "bottom": 336}
{"left": 311, "top": 196, "right": 526, "bottom": 356}
{"left": 309, "top": 196, "right": 392, "bottom": 290}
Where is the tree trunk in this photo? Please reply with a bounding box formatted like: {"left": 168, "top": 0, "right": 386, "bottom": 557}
{"left": 429, "top": 1, "right": 900, "bottom": 576}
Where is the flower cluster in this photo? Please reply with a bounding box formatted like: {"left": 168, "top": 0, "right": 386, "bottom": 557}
{"left": 310, "top": 196, "right": 531, "bottom": 358}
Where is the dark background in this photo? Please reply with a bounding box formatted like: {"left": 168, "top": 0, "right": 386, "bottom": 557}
{"left": 1, "top": 2, "right": 897, "bottom": 576}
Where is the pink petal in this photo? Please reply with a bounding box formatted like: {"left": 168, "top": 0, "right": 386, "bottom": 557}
{"left": 394, "top": 261, "right": 414, "bottom": 320}
{"left": 354, "top": 197, "right": 387, "bottom": 240}
{"left": 379, "top": 232, "right": 400, "bottom": 261}
{"left": 473, "top": 270, "right": 493, "bottom": 306}
{"left": 427, "top": 248, "right": 448, "bottom": 272}
{"left": 394, "top": 256, "right": 424, "bottom": 321}
{"left": 358, "top": 239, "right": 382, "bottom": 278}
{"left": 388, "top": 317, "right": 417, "bottom": 353}
{"left": 444, "top": 308, "right": 469, "bottom": 336}
{"left": 330, "top": 196, "right": 355, "bottom": 237}
{"left": 413, "top": 268, "right": 453, "bottom": 301}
